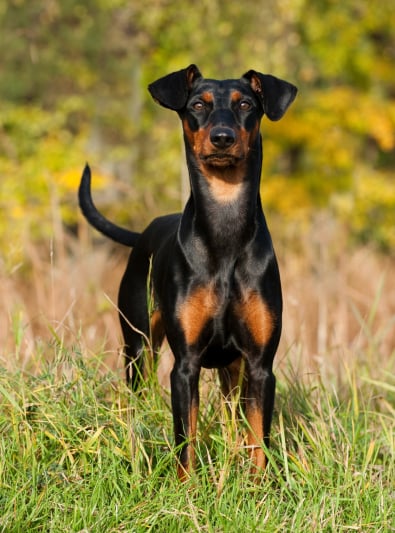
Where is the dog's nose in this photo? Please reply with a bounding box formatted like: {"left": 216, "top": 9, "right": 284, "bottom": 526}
{"left": 210, "top": 127, "right": 236, "bottom": 149}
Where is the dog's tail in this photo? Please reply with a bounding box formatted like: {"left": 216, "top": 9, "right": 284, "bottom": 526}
{"left": 78, "top": 164, "right": 140, "bottom": 247}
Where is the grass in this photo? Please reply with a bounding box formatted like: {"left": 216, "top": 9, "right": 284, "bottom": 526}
{"left": 1, "top": 225, "right": 394, "bottom": 531}
{"left": 0, "top": 331, "right": 394, "bottom": 532}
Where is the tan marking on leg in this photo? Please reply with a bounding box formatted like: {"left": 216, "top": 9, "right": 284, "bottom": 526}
{"left": 177, "top": 285, "right": 218, "bottom": 345}
{"left": 177, "top": 401, "right": 199, "bottom": 481}
{"left": 246, "top": 405, "right": 266, "bottom": 473}
{"left": 235, "top": 290, "right": 275, "bottom": 346}
{"left": 177, "top": 462, "right": 189, "bottom": 482}
{"left": 150, "top": 309, "right": 165, "bottom": 350}
{"left": 188, "top": 400, "right": 198, "bottom": 469}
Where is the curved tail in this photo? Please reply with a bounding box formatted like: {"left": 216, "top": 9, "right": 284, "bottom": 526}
{"left": 78, "top": 164, "right": 140, "bottom": 247}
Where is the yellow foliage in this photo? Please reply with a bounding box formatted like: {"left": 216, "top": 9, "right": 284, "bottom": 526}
{"left": 0, "top": 105, "right": 94, "bottom": 262}
{"left": 57, "top": 167, "right": 109, "bottom": 191}
{"left": 332, "top": 171, "right": 395, "bottom": 251}
{"left": 262, "top": 175, "right": 311, "bottom": 222}
{"left": 1, "top": 0, "right": 395, "bottom": 255}
{"left": 313, "top": 88, "right": 395, "bottom": 152}
{"left": 369, "top": 113, "right": 395, "bottom": 151}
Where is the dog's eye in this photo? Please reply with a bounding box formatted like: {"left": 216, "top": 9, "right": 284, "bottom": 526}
{"left": 239, "top": 100, "right": 252, "bottom": 111}
{"left": 192, "top": 101, "right": 205, "bottom": 111}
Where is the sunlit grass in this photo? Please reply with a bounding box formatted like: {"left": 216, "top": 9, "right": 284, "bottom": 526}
{"left": 1, "top": 225, "right": 394, "bottom": 531}
{"left": 1, "top": 326, "right": 394, "bottom": 532}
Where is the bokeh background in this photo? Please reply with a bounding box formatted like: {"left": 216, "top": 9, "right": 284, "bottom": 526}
{"left": 1, "top": 0, "right": 394, "bottom": 381}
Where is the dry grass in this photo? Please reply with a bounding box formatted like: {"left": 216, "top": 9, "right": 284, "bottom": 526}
{"left": 277, "top": 221, "right": 395, "bottom": 383}
{"left": 1, "top": 216, "right": 394, "bottom": 532}
{"left": 1, "top": 216, "right": 394, "bottom": 385}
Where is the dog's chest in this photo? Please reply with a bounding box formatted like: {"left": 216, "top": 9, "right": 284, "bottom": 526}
{"left": 176, "top": 263, "right": 274, "bottom": 352}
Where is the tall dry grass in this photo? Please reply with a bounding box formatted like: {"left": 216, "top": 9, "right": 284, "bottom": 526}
{"left": 2, "top": 213, "right": 393, "bottom": 532}
{"left": 1, "top": 214, "right": 394, "bottom": 385}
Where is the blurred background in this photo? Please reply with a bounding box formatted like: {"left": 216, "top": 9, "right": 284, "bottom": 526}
{"left": 1, "top": 0, "right": 394, "bottom": 381}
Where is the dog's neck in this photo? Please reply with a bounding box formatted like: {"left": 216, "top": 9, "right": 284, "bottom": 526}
{"left": 179, "top": 134, "right": 265, "bottom": 260}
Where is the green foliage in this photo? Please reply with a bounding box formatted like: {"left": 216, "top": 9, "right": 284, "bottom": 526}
{"left": 0, "top": 103, "right": 88, "bottom": 264}
{"left": 0, "top": 0, "right": 394, "bottom": 253}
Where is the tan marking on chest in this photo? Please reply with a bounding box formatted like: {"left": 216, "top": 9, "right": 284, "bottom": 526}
{"left": 205, "top": 168, "right": 245, "bottom": 203}
{"left": 235, "top": 290, "right": 274, "bottom": 346}
{"left": 177, "top": 284, "right": 218, "bottom": 345}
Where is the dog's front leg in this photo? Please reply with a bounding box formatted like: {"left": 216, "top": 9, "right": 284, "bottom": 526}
{"left": 244, "top": 361, "right": 276, "bottom": 475}
{"left": 170, "top": 358, "right": 201, "bottom": 481}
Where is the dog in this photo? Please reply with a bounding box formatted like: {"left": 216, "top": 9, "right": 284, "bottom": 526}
{"left": 79, "top": 64, "right": 297, "bottom": 479}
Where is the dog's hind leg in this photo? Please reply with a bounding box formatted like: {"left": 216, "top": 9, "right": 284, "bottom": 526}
{"left": 118, "top": 248, "right": 154, "bottom": 389}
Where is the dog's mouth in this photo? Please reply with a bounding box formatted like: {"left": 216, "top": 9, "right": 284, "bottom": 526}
{"left": 201, "top": 153, "right": 242, "bottom": 167}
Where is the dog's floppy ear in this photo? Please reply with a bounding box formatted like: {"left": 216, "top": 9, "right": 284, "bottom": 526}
{"left": 243, "top": 70, "right": 297, "bottom": 121}
{"left": 148, "top": 64, "right": 202, "bottom": 111}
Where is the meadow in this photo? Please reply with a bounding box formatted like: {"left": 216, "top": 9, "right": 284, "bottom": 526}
{"left": 1, "top": 220, "right": 394, "bottom": 532}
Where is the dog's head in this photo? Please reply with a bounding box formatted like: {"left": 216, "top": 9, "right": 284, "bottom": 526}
{"left": 148, "top": 64, "right": 297, "bottom": 121}
{"left": 148, "top": 65, "right": 297, "bottom": 172}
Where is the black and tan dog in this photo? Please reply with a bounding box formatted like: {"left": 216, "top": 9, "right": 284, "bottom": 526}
{"left": 79, "top": 65, "right": 297, "bottom": 480}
